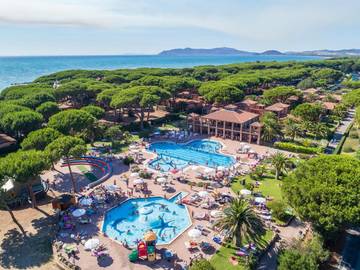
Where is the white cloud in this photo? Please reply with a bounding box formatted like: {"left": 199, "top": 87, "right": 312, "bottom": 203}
{"left": 0, "top": 0, "right": 359, "bottom": 44}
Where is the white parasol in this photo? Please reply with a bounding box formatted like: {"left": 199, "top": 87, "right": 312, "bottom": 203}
{"left": 210, "top": 210, "right": 224, "bottom": 218}
{"left": 188, "top": 229, "right": 202, "bottom": 239}
{"left": 204, "top": 167, "right": 215, "bottom": 174}
{"left": 72, "top": 208, "right": 86, "bottom": 217}
{"left": 198, "top": 191, "right": 209, "bottom": 198}
{"left": 133, "top": 178, "right": 144, "bottom": 185}
{"left": 157, "top": 177, "right": 167, "bottom": 183}
{"left": 217, "top": 166, "right": 226, "bottom": 171}
{"left": 240, "top": 189, "right": 252, "bottom": 196}
{"left": 254, "top": 197, "right": 266, "bottom": 204}
{"left": 105, "top": 184, "right": 118, "bottom": 192}
{"left": 79, "top": 197, "right": 93, "bottom": 206}
{"left": 84, "top": 238, "right": 100, "bottom": 250}
{"left": 130, "top": 172, "right": 139, "bottom": 178}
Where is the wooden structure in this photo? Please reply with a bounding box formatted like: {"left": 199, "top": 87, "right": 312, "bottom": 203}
{"left": 187, "top": 109, "right": 262, "bottom": 144}
{"left": 265, "top": 102, "right": 290, "bottom": 118}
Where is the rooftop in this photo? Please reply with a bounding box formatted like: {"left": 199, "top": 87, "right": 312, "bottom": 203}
{"left": 322, "top": 102, "right": 336, "bottom": 110}
{"left": 0, "top": 133, "right": 16, "bottom": 149}
{"left": 265, "top": 102, "right": 290, "bottom": 112}
{"left": 239, "top": 99, "right": 258, "bottom": 105}
{"left": 202, "top": 109, "right": 259, "bottom": 124}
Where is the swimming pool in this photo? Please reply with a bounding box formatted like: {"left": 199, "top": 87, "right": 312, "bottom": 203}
{"left": 148, "top": 139, "right": 235, "bottom": 171}
{"left": 341, "top": 233, "right": 360, "bottom": 270}
{"left": 102, "top": 192, "right": 191, "bottom": 247}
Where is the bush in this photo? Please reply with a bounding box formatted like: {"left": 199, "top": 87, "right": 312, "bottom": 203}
{"left": 267, "top": 201, "right": 290, "bottom": 222}
{"left": 274, "top": 142, "right": 322, "bottom": 154}
{"left": 190, "top": 259, "right": 215, "bottom": 270}
{"left": 123, "top": 156, "right": 134, "bottom": 166}
{"left": 197, "top": 182, "right": 204, "bottom": 187}
{"left": 139, "top": 171, "right": 152, "bottom": 179}
{"left": 350, "top": 130, "right": 359, "bottom": 139}
{"left": 342, "top": 145, "right": 354, "bottom": 153}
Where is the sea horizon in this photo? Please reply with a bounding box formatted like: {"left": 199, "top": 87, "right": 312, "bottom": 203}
{"left": 0, "top": 54, "right": 322, "bottom": 91}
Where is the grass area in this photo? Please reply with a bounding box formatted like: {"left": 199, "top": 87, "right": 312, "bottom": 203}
{"left": 210, "top": 231, "right": 274, "bottom": 270}
{"left": 231, "top": 175, "right": 283, "bottom": 202}
{"left": 77, "top": 165, "right": 98, "bottom": 182}
{"left": 341, "top": 126, "right": 359, "bottom": 155}
{"left": 87, "top": 135, "right": 140, "bottom": 154}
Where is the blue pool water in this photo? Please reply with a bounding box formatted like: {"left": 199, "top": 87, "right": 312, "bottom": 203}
{"left": 148, "top": 139, "right": 235, "bottom": 171}
{"left": 102, "top": 193, "right": 191, "bottom": 247}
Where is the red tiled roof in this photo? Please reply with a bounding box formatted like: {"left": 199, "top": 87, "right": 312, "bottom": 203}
{"left": 265, "top": 102, "right": 290, "bottom": 112}
{"left": 223, "top": 104, "right": 238, "bottom": 110}
{"left": 322, "top": 102, "right": 336, "bottom": 110}
{"left": 239, "top": 99, "right": 258, "bottom": 105}
{"left": 202, "top": 109, "right": 259, "bottom": 124}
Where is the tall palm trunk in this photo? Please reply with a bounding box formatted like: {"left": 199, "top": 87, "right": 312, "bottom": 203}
{"left": 66, "top": 157, "right": 76, "bottom": 193}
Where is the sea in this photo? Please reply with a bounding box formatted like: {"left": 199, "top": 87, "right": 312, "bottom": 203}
{"left": 0, "top": 54, "right": 322, "bottom": 91}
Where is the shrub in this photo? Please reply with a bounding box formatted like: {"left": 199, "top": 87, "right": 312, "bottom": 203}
{"left": 267, "top": 201, "right": 290, "bottom": 222}
{"left": 123, "top": 156, "right": 134, "bottom": 166}
{"left": 274, "top": 142, "right": 322, "bottom": 154}
{"left": 190, "top": 259, "right": 215, "bottom": 270}
{"left": 139, "top": 171, "right": 152, "bottom": 179}
{"left": 197, "top": 182, "right": 204, "bottom": 187}
{"left": 342, "top": 145, "right": 354, "bottom": 153}
{"left": 350, "top": 131, "right": 359, "bottom": 139}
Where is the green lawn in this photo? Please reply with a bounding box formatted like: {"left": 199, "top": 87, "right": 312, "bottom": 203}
{"left": 341, "top": 126, "right": 359, "bottom": 155}
{"left": 210, "top": 231, "right": 274, "bottom": 270}
{"left": 231, "top": 175, "right": 283, "bottom": 202}
{"left": 77, "top": 165, "right": 98, "bottom": 182}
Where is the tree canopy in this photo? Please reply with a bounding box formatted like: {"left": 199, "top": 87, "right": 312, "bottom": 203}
{"left": 262, "top": 86, "right": 300, "bottom": 104}
{"left": 291, "top": 103, "right": 323, "bottom": 122}
{"left": 35, "top": 101, "right": 60, "bottom": 120}
{"left": 21, "top": 128, "right": 63, "bottom": 151}
{"left": 282, "top": 155, "right": 360, "bottom": 237}
{"left": 198, "top": 81, "right": 244, "bottom": 103}
{"left": 48, "top": 109, "right": 95, "bottom": 136}
{"left": 81, "top": 105, "right": 105, "bottom": 119}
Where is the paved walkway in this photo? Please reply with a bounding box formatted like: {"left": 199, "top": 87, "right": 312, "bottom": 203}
{"left": 326, "top": 109, "right": 355, "bottom": 153}
{"left": 256, "top": 218, "right": 307, "bottom": 270}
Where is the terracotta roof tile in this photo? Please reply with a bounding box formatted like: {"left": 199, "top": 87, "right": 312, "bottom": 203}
{"left": 202, "top": 109, "right": 259, "bottom": 124}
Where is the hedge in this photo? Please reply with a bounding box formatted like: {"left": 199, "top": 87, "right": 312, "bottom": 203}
{"left": 274, "top": 142, "right": 323, "bottom": 154}
{"left": 333, "top": 122, "right": 354, "bottom": 154}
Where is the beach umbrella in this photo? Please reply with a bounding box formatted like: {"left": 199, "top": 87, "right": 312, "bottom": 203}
{"left": 217, "top": 166, "right": 225, "bottom": 171}
{"left": 130, "top": 172, "right": 139, "bottom": 178}
{"left": 211, "top": 182, "right": 222, "bottom": 188}
{"left": 248, "top": 149, "right": 256, "bottom": 154}
{"left": 79, "top": 197, "right": 93, "bottom": 206}
{"left": 84, "top": 238, "right": 100, "bottom": 250}
{"left": 105, "top": 184, "right": 118, "bottom": 192}
{"left": 240, "top": 189, "right": 252, "bottom": 196}
{"left": 72, "top": 208, "right": 86, "bottom": 217}
{"left": 210, "top": 210, "right": 224, "bottom": 218}
{"left": 157, "top": 177, "right": 167, "bottom": 184}
{"left": 188, "top": 229, "right": 202, "bottom": 239}
{"left": 198, "top": 191, "right": 209, "bottom": 198}
{"left": 133, "top": 178, "right": 144, "bottom": 185}
{"left": 129, "top": 145, "right": 137, "bottom": 150}
{"left": 170, "top": 169, "right": 179, "bottom": 174}
{"left": 204, "top": 167, "right": 215, "bottom": 174}
{"left": 254, "top": 197, "right": 266, "bottom": 204}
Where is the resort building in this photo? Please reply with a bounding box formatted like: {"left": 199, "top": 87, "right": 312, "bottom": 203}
{"left": 237, "top": 99, "right": 265, "bottom": 114}
{"left": 187, "top": 109, "right": 262, "bottom": 144}
{"left": 322, "top": 102, "right": 337, "bottom": 113}
{"left": 0, "top": 133, "right": 16, "bottom": 153}
{"left": 265, "top": 102, "right": 290, "bottom": 118}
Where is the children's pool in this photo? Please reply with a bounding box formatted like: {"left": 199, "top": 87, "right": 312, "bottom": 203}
{"left": 148, "top": 139, "right": 235, "bottom": 171}
{"left": 102, "top": 192, "right": 191, "bottom": 247}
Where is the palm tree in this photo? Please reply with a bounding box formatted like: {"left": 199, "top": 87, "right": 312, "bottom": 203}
{"left": 269, "top": 152, "right": 289, "bottom": 180}
{"left": 260, "top": 112, "right": 282, "bottom": 142}
{"left": 215, "top": 198, "right": 265, "bottom": 247}
{"left": 283, "top": 118, "right": 302, "bottom": 141}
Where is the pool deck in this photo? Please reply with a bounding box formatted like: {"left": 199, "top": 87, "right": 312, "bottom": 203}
{"left": 42, "top": 136, "right": 294, "bottom": 270}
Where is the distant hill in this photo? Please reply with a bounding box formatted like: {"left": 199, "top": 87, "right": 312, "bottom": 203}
{"left": 261, "top": 50, "right": 284, "bottom": 55}
{"left": 158, "top": 47, "right": 360, "bottom": 57}
{"left": 159, "top": 47, "right": 256, "bottom": 56}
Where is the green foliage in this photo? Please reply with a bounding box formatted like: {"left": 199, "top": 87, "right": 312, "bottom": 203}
{"left": 356, "top": 106, "right": 360, "bottom": 126}
{"left": 283, "top": 155, "right": 360, "bottom": 237}
{"left": 0, "top": 84, "right": 53, "bottom": 100}
{"left": 343, "top": 89, "right": 360, "bottom": 107}
{"left": 214, "top": 198, "right": 265, "bottom": 247}
{"left": 262, "top": 86, "right": 300, "bottom": 104}
{"left": 48, "top": 109, "right": 95, "bottom": 136}
{"left": 283, "top": 118, "right": 302, "bottom": 141}
{"left": 267, "top": 201, "right": 289, "bottom": 222}
{"left": 278, "top": 235, "right": 329, "bottom": 270}
{"left": 21, "top": 128, "right": 63, "bottom": 151}
{"left": 198, "top": 81, "right": 244, "bottom": 103}
{"left": 268, "top": 152, "right": 290, "bottom": 180}
{"left": 123, "top": 156, "right": 134, "bottom": 166}
{"left": 45, "top": 136, "right": 86, "bottom": 164}
{"left": 190, "top": 259, "right": 215, "bottom": 270}
{"left": 342, "top": 145, "right": 354, "bottom": 153}
{"left": 274, "top": 142, "right": 322, "bottom": 154}
{"left": 292, "top": 103, "right": 323, "bottom": 122}
{"left": 104, "top": 126, "right": 123, "bottom": 141}
{"left": 260, "top": 112, "right": 282, "bottom": 142}
{"left": 0, "top": 111, "right": 43, "bottom": 138}
{"left": 297, "top": 77, "right": 315, "bottom": 90}
{"left": 310, "top": 68, "right": 343, "bottom": 87}
{"left": 35, "top": 101, "right": 60, "bottom": 120}
{"left": 18, "top": 92, "right": 56, "bottom": 109}
{"left": 0, "top": 103, "right": 31, "bottom": 119}
{"left": 81, "top": 105, "right": 105, "bottom": 119}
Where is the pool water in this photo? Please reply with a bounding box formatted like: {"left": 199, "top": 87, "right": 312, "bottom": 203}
{"left": 148, "top": 139, "right": 235, "bottom": 171}
{"left": 102, "top": 193, "right": 191, "bottom": 247}
{"left": 342, "top": 233, "right": 360, "bottom": 270}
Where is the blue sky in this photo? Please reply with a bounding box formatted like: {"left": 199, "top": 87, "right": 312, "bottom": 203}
{"left": 0, "top": 0, "right": 359, "bottom": 56}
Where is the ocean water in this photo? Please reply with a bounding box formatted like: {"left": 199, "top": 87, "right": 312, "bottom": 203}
{"left": 0, "top": 54, "right": 322, "bottom": 91}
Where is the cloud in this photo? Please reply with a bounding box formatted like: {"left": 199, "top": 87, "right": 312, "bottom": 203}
{"left": 0, "top": 0, "right": 359, "bottom": 44}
